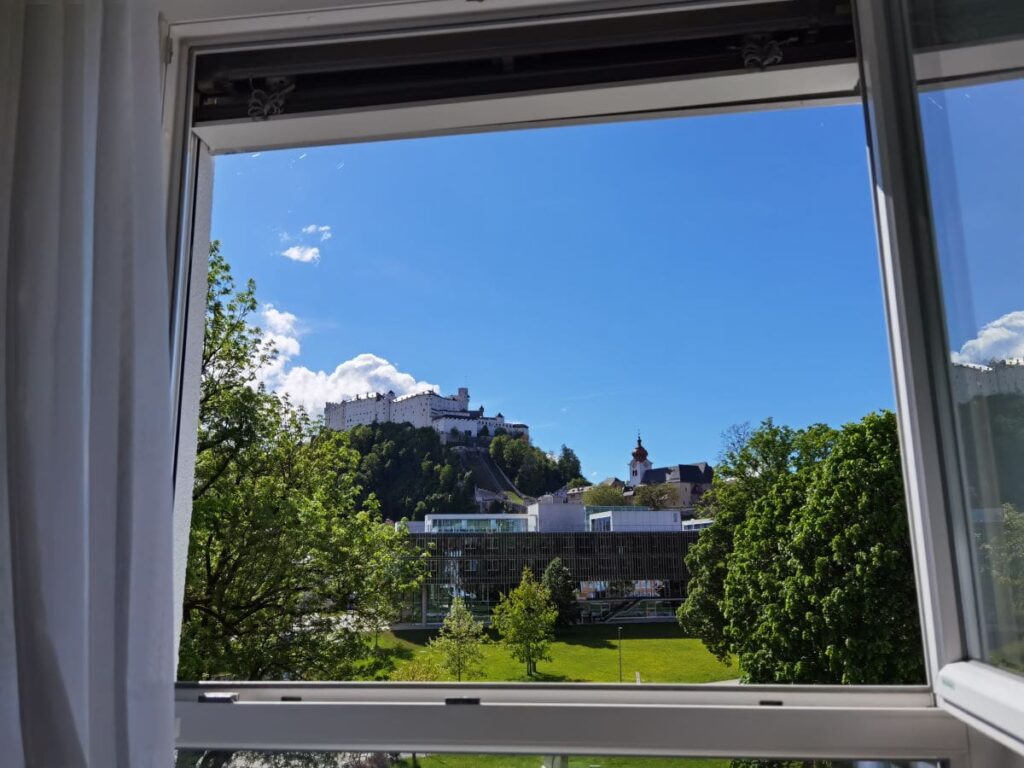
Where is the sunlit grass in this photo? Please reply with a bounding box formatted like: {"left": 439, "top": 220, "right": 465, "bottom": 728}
{"left": 382, "top": 623, "right": 739, "bottom": 683}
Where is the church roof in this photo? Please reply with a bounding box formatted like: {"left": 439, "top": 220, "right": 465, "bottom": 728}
{"left": 631, "top": 435, "right": 649, "bottom": 463}
{"left": 641, "top": 463, "right": 714, "bottom": 485}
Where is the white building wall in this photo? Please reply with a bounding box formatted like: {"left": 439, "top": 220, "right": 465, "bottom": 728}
{"left": 391, "top": 392, "right": 434, "bottom": 428}
{"left": 589, "top": 508, "right": 683, "bottom": 532}
{"left": 529, "top": 501, "right": 588, "bottom": 532}
{"left": 325, "top": 387, "right": 530, "bottom": 439}
{"left": 478, "top": 416, "right": 505, "bottom": 433}
{"left": 324, "top": 393, "right": 392, "bottom": 430}
{"left": 434, "top": 415, "right": 479, "bottom": 438}
{"left": 951, "top": 361, "right": 1024, "bottom": 403}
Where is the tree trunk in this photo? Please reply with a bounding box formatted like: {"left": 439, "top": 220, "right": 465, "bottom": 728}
{"left": 196, "top": 751, "right": 235, "bottom": 768}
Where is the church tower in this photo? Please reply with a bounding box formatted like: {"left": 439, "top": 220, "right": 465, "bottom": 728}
{"left": 629, "top": 434, "right": 653, "bottom": 487}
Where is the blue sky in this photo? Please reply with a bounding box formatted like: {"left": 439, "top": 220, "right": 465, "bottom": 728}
{"left": 920, "top": 79, "right": 1024, "bottom": 365}
{"left": 212, "top": 102, "right": 901, "bottom": 481}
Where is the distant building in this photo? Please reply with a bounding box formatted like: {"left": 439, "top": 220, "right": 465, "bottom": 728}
{"left": 529, "top": 491, "right": 589, "bottom": 533}
{"left": 951, "top": 359, "right": 1024, "bottom": 403}
{"left": 422, "top": 513, "right": 536, "bottom": 533}
{"left": 586, "top": 506, "right": 686, "bottom": 532}
{"left": 625, "top": 436, "right": 713, "bottom": 507}
{"left": 681, "top": 517, "right": 714, "bottom": 532}
{"left": 324, "top": 386, "right": 528, "bottom": 441}
{"left": 397, "top": 503, "right": 701, "bottom": 626}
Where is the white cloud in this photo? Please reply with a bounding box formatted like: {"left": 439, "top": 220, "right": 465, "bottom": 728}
{"left": 952, "top": 310, "right": 1024, "bottom": 365}
{"left": 273, "top": 353, "right": 439, "bottom": 415}
{"left": 262, "top": 304, "right": 298, "bottom": 336}
{"left": 281, "top": 245, "right": 320, "bottom": 263}
{"left": 302, "top": 224, "right": 333, "bottom": 242}
{"left": 255, "top": 304, "right": 437, "bottom": 414}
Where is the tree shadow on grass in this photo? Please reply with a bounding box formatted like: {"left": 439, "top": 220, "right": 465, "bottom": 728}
{"left": 506, "top": 671, "right": 579, "bottom": 682}
{"left": 556, "top": 622, "right": 688, "bottom": 648}
{"left": 380, "top": 644, "right": 415, "bottom": 662}
{"left": 391, "top": 629, "right": 437, "bottom": 647}
{"left": 558, "top": 633, "right": 617, "bottom": 649}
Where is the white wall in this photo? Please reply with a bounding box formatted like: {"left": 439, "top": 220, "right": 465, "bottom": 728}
{"left": 951, "top": 362, "right": 1024, "bottom": 403}
{"left": 531, "top": 502, "right": 588, "bottom": 532}
{"left": 602, "top": 508, "right": 682, "bottom": 532}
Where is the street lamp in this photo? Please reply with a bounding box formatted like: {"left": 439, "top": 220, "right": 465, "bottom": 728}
{"left": 618, "top": 626, "right": 623, "bottom": 683}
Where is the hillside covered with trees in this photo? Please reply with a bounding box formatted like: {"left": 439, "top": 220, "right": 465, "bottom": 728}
{"left": 346, "top": 422, "right": 476, "bottom": 521}
{"left": 488, "top": 434, "right": 587, "bottom": 498}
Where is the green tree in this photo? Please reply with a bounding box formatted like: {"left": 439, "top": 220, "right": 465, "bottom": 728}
{"left": 350, "top": 518, "right": 427, "bottom": 650}
{"left": 393, "top": 655, "right": 443, "bottom": 682}
{"left": 556, "top": 445, "right": 583, "bottom": 486}
{"left": 565, "top": 476, "right": 591, "bottom": 490}
{"left": 633, "top": 483, "right": 676, "bottom": 510}
{"left": 681, "top": 412, "right": 924, "bottom": 685}
{"left": 583, "top": 484, "right": 626, "bottom": 506}
{"left": 179, "top": 244, "right": 424, "bottom": 682}
{"left": 977, "top": 504, "right": 1024, "bottom": 671}
{"left": 542, "top": 557, "right": 580, "bottom": 628}
{"left": 959, "top": 393, "right": 1024, "bottom": 512}
{"left": 429, "top": 597, "right": 487, "bottom": 681}
{"left": 491, "top": 567, "right": 557, "bottom": 677}
{"left": 725, "top": 413, "right": 922, "bottom": 684}
{"left": 677, "top": 420, "right": 797, "bottom": 661}
{"left": 489, "top": 434, "right": 575, "bottom": 497}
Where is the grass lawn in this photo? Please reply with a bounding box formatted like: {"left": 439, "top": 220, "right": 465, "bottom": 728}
{"left": 382, "top": 623, "right": 739, "bottom": 683}
{"left": 393, "top": 755, "right": 730, "bottom": 767}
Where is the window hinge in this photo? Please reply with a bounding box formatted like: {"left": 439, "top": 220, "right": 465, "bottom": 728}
{"left": 198, "top": 692, "right": 238, "bottom": 703}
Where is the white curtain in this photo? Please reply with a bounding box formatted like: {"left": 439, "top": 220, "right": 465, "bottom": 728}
{"left": 0, "top": 1, "right": 175, "bottom": 766}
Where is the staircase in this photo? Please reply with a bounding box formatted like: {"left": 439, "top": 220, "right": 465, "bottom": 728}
{"left": 454, "top": 446, "right": 531, "bottom": 508}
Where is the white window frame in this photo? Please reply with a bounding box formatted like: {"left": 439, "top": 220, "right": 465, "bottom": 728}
{"left": 855, "top": 0, "right": 1024, "bottom": 758}
{"left": 161, "top": 0, "right": 1021, "bottom": 762}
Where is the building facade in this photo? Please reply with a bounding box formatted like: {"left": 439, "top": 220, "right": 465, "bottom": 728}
{"left": 401, "top": 529, "right": 698, "bottom": 626}
{"left": 586, "top": 507, "right": 686, "bottom": 532}
{"left": 951, "top": 359, "right": 1024, "bottom": 403}
{"left": 324, "top": 386, "right": 529, "bottom": 441}
{"left": 626, "top": 436, "right": 714, "bottom": 507}
{"left": 397, "top": 505, "right": 701, "bottom": 626}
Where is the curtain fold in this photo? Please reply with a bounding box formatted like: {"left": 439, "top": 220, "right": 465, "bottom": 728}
{"left": 0, "top": 1, "right": 174, "bottom": 766}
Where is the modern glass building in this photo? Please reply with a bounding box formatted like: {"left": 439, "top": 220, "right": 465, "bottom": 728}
{"left": 425, "top": 514, "right": 534, "bottom": 533}
{"left": 398, "top": 529, "right": 699, "bottom": 626}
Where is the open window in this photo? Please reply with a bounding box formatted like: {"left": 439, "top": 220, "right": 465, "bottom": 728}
{"left": 163, "top": 0, "right": 1024, "bottom": 764}
{"left": 857, "top": 0, "right": 1024, "bottom": 755}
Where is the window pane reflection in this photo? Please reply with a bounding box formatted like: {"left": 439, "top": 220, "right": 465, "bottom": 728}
{"left": 911, "top": 2, "right": 1024, "bottom": 673}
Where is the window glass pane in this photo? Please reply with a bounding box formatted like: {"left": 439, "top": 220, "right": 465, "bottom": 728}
{"left": 182, "top": 100, "right": 924, "bottom": 685}
{"left": 910, "top": 3, "right": 1024, "bottom": 674}
{"left": 175, "top": 753, "right": 945, "bottom": 768}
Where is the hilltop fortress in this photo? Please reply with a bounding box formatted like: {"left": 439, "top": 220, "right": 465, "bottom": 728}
{"left": 951, "top": 359, "right": 1024, "bottom": 402}
{"left": 324, "top": 387, "right": 529, "bottom": 442}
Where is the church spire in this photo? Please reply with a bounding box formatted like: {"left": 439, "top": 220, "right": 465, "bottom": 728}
{"left": 632, "top": 433, "right": 649, "bottom": 463}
